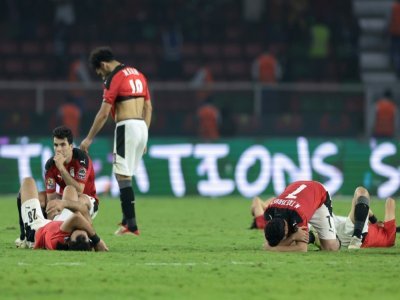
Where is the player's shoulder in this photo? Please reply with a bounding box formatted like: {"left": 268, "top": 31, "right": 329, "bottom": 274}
{"left": 44, "top": 157, "right": 55, "bottom": 171}
{"left": 104, "top": 64, "right": 127, "bottom": 89}
{"left": 72, "top": 148, "right": 91, "bottom": 167}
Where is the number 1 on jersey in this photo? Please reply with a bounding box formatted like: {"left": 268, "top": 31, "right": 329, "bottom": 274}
{"left": 286, "top": 184, "right": 307, "bottom": 199}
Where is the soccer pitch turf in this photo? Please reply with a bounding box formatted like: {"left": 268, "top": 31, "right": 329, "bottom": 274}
{"left": 1, "top": 195, "right": 400, "bottom": 300}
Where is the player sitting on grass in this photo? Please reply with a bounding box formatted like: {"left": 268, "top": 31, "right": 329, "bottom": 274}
{"left": 16, "top": 126, "right": 99, "bottom": 248}
{"left": 19, "top": 177, "right": 108, "bottom": 251}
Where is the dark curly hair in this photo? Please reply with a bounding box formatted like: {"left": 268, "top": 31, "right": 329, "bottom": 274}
{"left": 68, "top": 234, "right": 92, "bottom": 251}
{"left": 89, "top": 46, "right": 115, "bottom": 69}
{"left": 53, "top": 126, "right": 73, "bottom": 144}
{"left": 264, "top": 218, "right": 286, "bottom": 247}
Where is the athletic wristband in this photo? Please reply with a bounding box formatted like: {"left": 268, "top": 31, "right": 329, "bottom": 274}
{"left": 369, "top": 215, "right": 377, "bottom": 224}
{"left": 90, "top": 234, "right": 101, "bottom": 245}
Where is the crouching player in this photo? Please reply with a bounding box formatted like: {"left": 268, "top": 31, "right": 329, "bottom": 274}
{"left": 20, "top": 177, "right": 108, "bottom": 251}
{"left": 262, "top": 181, "right": 340, "bottom": 252}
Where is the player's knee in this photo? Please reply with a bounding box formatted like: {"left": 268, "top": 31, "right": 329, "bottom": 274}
{"left": 63, "top": 185, "right": 78, "bottom": 199}
{"left": 354, "top": 186, "right": 369, "bottom": 199}
{"left": 386, "top": 197, "right": 396, "bottom": 208}
{"left": 320, "top": 239, "right": 340, "bottom": 251}
{"left": 22, "top": 177, "right": 35, "bottom": 188}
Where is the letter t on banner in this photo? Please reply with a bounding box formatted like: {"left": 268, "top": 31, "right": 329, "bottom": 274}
{"left": 150, "top": 144, "right": 193, "bottom": 197}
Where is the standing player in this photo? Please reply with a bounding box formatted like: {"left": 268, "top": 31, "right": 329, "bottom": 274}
{"left": 16, "top": 126, "right": 99, "bottom": 248}
{"left": 80, "top": 46, "right": 153, "bottom": 235}
{"left": 19, "top": 177, "right": 108, "bottom": 251}
{"left": 263, "top": 180, "right": 340, "bottom": 252}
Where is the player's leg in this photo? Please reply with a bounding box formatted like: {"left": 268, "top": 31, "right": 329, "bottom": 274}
{"left": 114, "top": 120, "right": 147, "bottom": 236}
{"left": 16, "top": 189, "right": 48, "bottom": 247}
{"left": 384, "top": 197, "right": 396, "bottom": 222}
{"left": 383, "top": 197, "right": 396, "bottom": 246}
{"left": 19, "top": 178, "right": 51, "bottom": 248}
{"left": 52, "top": 185, "right": 82, "bottom": 221}
{"left": 348, "top": 187, "right": 370, "bottom": 249}
{"left": 16, "top": 191, "right": 25, "bottom": 241}
{"left": 115, "top": 174, "right": 139, "bottom": 235}
{"left": 309, "top": 204, "right": 340, "bottom": 251}
{"left": 20, "top": 177, "right": 39, "bottom": 203}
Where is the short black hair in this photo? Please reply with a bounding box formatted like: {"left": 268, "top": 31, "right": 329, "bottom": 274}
{"left": 264, "top": 218, "right": 286, "bottom": 247}
{"left": 89, "top": 46, "right": 115, "bottom": 69}
{"left": 53, "top": 126, "right": 73, "bottom": 144}
{"left": 68, "top": 234, "right": 92, "bottom": 251}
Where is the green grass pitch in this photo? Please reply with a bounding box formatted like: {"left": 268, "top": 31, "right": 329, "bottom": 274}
{"left": 0, "top": 195, "right": 399, "bottom": 300}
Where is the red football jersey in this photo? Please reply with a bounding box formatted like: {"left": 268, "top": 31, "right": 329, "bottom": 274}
{"left": 102, "top": 64, "right": 151, "bottom": 120}
{"left": 45, "top": 148, "right": 98, "bottom": 202}
{"left": 34, "top": 221, "right": 70, "bottom": 250}
{"left": 266, "top": 181, "right": 328, "bottom": 227}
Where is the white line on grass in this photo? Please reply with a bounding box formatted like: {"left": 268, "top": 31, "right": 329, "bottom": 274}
{"left": 18, "top": 262, "right": 84, "bottom": 266}
{"left": 18, "top": 261, "right": 260, "bottom": 267}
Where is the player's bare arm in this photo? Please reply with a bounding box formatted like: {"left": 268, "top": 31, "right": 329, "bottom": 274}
{"left": 264, "top": 241, "right": 308, "bottom": 252}
{"left": 143, "top": 98, "right": 153, "bottom": 129}
{"left": 46, "top": 199, "right": 91, "bottom": 223}
{"left": 80, "top": 102, "right": 112, "bottom": 153}
{"left": 61, "top": 213, "right": 108, "bottom": 251}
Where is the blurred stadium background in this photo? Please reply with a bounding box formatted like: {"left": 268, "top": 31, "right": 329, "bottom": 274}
{"left": 0, "top": 0, "right": 399, "bottom": 198}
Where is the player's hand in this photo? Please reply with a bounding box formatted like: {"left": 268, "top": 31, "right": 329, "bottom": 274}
{"left": 94, "top": 239, "right": 109, "bottom": 252}
{"left": 376, "top": 221, "right": 384, "bottom": 228}
{"left": 54, "top": 152, "right": 66, "bottom": 170}
{"left": 46, "top": 200, "right": 64, "bottom": 219}
{"left": 292, "top": 226, "right": 309, "bottom": 243}
{"left": 80, "top": 138, "right": 92, "bottom": 153}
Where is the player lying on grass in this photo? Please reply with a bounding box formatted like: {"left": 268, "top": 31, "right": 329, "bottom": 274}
{"left": 19, "top": 177, "right": 108, "bottom": 251}
{"left": 334, "top": 187, "right": 396, "bottom": 249}
{"left": 250, "top": 186, "right": 396, "bottom": 250}
{"left": 16, "top": 126, "right": 100, "bottom": 248}
{"left": 260, "top": 180, "right": 340, "bottom": 252}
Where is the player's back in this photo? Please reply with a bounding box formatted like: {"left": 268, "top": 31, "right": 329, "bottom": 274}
{"left": 34, "top": 221, "right": 69, "bottom": 250}
{"left": 273, "top": 180, "right": 328, "bottom": 220}
{"left": 103, "top": 65, "right": 151, "bottom": 122}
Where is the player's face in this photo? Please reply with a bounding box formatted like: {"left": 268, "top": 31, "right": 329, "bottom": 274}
{"left": 95, "top": 62, "right": 110, "bottom": 80}
{"left": 284, "top": 220, "right": 289, "bottom": 238}
{"left": 53, "top": 137, "right": 73, "bottom": 159}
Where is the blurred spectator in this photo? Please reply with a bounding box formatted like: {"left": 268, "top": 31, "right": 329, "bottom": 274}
{"left": 58, "top": 97, "right": 81, "bottom": 138}
{"left": 242, "top": 0, "right": 264, "bottom": 22}
{"left": 196, "top": 98, "right": 220, "bottom": 141}
{"left": 160, "top": 22, "right": 183, "bottom": 80}
{"left": 53, "top": 0, "right": 75, "bottom": 55}
{"left": 68, "top": 55, "right": 91, "bottom": 110}
{"left": 191, "top": 64, "right": 214, "bottom": 104}
{"left": 53, "top": 0, "right": 76, "bottom": 77}
{"left": 309, "top": 18, "right": 331, "bottom": 81}
{"left": 251, "top": 46, "right": 282, "bottom": 83}
{"left": 389, "top": 0, "right": 400, "bottom": 77}
{"left": 371, "top": 90, "right": 399, "bottom": 138}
